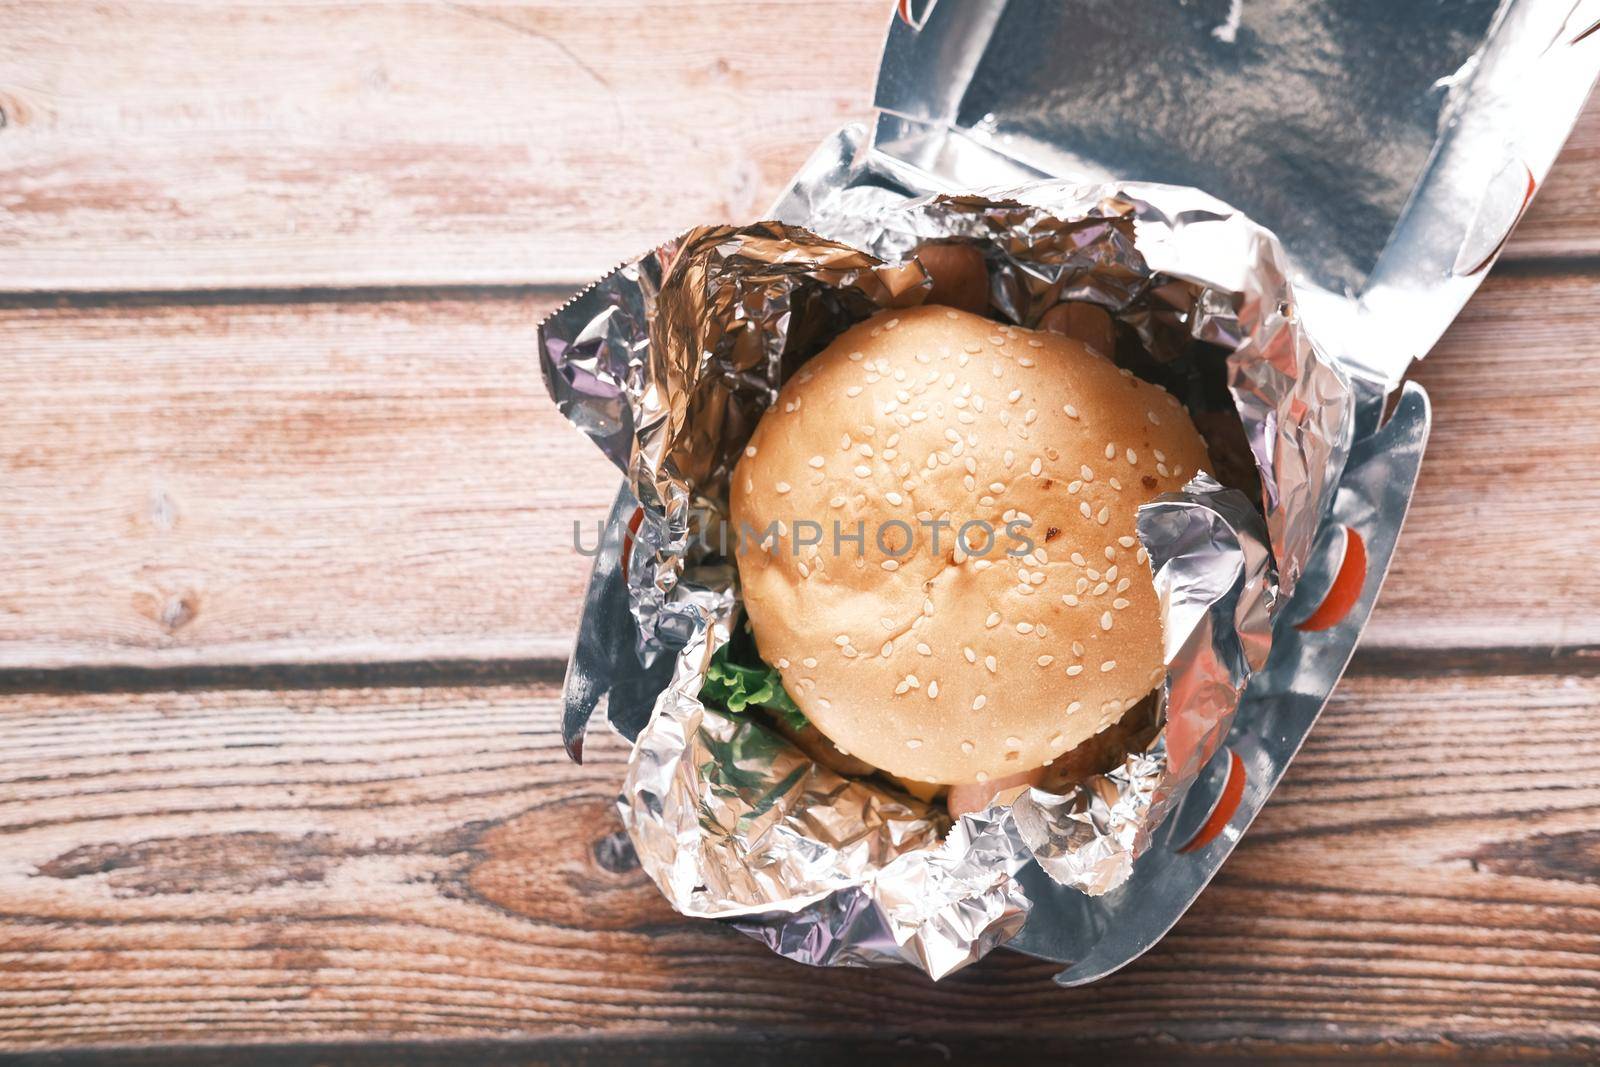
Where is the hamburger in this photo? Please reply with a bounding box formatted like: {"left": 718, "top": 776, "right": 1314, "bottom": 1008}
{"left": 719, "top": 299, "right": 1212, "bottom": 815}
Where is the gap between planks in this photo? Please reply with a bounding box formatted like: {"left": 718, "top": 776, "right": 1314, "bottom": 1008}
{"left": 0, "top": 645, "right": 1596, "bottom": 698}
{"left": 0, "top": 254, "right": 1598, "bottom": 311}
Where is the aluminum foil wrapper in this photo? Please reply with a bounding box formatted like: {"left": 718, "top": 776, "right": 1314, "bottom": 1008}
{"left": 540, "top": 183, "right": 1351, "bottom": 978}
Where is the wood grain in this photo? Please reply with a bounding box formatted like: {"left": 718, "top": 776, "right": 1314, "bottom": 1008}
{"left": 3, "top": 269, "right": 1598, "bottom": 671}
{"left": 0, "top": 666, "right": 1596, "bottom": 1054}
{"left": 0, "top": 0, "right": 884, "bottom": 292}
{"left": 0, "top": 3, "right": 1594, "bottom": 294}
{"left": 0, "top": 291, "right": 614, "bottom": 670}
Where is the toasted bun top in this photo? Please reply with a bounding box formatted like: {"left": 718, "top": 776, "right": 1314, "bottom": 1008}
{"left": 729, "top": 305, "right": 1212, "bottom": 784}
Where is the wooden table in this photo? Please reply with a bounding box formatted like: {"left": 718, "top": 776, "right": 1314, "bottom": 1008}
{"left": 2, "top": 4, "right": 1598, "bottom": 1063}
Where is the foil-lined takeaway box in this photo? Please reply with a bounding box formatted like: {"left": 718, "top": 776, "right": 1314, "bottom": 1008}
{"left": 540, "top": 1, "right": 1597, "bottom": 982}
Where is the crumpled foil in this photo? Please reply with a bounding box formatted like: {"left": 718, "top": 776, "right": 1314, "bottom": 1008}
{"left": 539, "top": 182, "right": 1352, "bottom": 979}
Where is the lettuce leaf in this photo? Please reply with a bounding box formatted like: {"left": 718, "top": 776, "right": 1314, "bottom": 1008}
{"left": 701, "top": 641, "right": 808, "bottom": 732}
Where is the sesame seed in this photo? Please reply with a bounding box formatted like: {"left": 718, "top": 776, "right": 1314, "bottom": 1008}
{"left": 1049, "top": 732, "right": 1065, "bottom": 748}
{"left": 1157, "top": 463, "right": 1170, "bottom": 477}
{"left": 1106, "top": 565, "right": 1118, "bottom": 580}
{"left": 916, "top": 642, "right": 932, "bottom": 657}
{"left": 960, "top": 739, "right": 975, "bottom": 754}
{"left": 1076, "top": 578, "right": 1089, "bottom": 593}
{"left": 859, "top": 444, "right": 875, "bottom": 457}
{"left": 911, "top": 411, "right": 927, "bottom": 421}
{"left": 1126, "top": 449, "right": 1138, "bottom": 465}
{"left": 880, "top": 616, "right": 895, "bottom": 629}
{"left": 1109, "top": 477, "right": 1122, "bottom": 491}
{"left": 1008, "top": 389, "right": 1022, "bottom": 404}
{"left": 906, "top": 738, "right": 922, "bottom": 749}
{"left": 783, "top": 401, "right": 797, "bottom": 413}
{"left": 1037, "top": 655, "right": 1054, "bottom": 667}
{"left": 887, "top": 318, "right": 900, "bottom": 329}
{"left": 1064, "top": 404, "right": 1080, "bottom": 419}
{"left": 964, "top": 647, "right": 977, "bottom": 663}
{"left": 830, "top": 495, "right": 846, "bottom": 508}
{"left": 1080, "top": 464, "right": 1094, "bottom": 481}
{"left": 854, "top": 464, "right": 872, "bottom": 478}
{"left": 1096, "top": 506, "right": 1110, "bottom": 525}
{"left": 985, "top": 612, "right": 1001, "bottom": 628}
{"left": 1104, "top": 546, "right": 1116, "bottom": 561}
{"left": 834, "top": 634, "right": 849, "bottom": 645}
{"left": 964, "top": 341, "right": 982, "bottom": 353}
{"left": 990, "top": 481, "right": 1005, "bottom": 493}
{"left": 1101, "top": 659, "right": 1117, "bottom": 671}
{"left": 985, "top": 655, "right": 998, "bottom": 673}
{"left": 1063, "top": 594, "right": 1079, "bottom": 606}
{"left": 1067, "top": 665, "right": 1083, "bottom": 676}
{"left": 1093, "top": 581, "right": 1109, "bottom": 595}
{"left": 1099, "top": 612, "right": 1113, "bottom": 632}
{"left": 1028, "top": 338, "right": 1045, "bottom": 348}
{"left": 882, "top": 641, "right": 894, "bottom": 656}
{"left": 928, "top": 680, "right": 939, "bottom": 698}
{"left": 1019, "top": 357, "right": 1036, "bottom": 368}
{"left": 1119, "top": 536, "right": 1135, "bottom": 548}
{"left": 1136, "top": 547, "right": 1149, "bottom": 564}
{"left": 1080, "top": 501, "right": 1093, "bottom": 518}
{"left": 797, "top": 562, "right": 810, "bottom": 577}
{"left": 1117, "top": 578, "right": 1131, "bottom": 592}
{"left": 924, "top": 598, "right": 935, "bottom": 615}
{"left": 989, "top": 335, "right": 1004, "bottom": 345}
{"left": 803, "top": 657, "right": 818, "bottom": 668}
{"left": 972, "top": 695, "right": 987, "bottom": 710}
{"left": 1147, "top": 412, "right": 1160, "bottom": 425}
{"left": 976, "top": 771, "right": 990, "bottom": 783}
{"left": 846, "top": 386, "right": 862, "bottom": 397}
{"left": 1072, "top": 641, "right": 1085, "bottom": 656}
{"left": 946, "top": 310, "right": 959, "bottom": 320}
{"left": 881, "top": 559, "right": 899, "bottom": 571}
{"left": 848, "top": 350, "right": 865, "bottom": 362}
{"left": 1068, "top": 480, "right": 1083, "bottom": 494}
{"left": 1067, "top": 701, "right": 1083, "bottom": 714}
{"left": 963, "top": 475, "right": 976, "bottom": 492}
{"left": 1154, "top": 449, "right": 1166, "bottom": 462}
{"left": 1087, "top": 567, "right": 1101, "bottom": 581}
{"left": 894, "top": 679, "right": 911, "bottom": 695}
{"left": 1005, "top": 735, "right": 1022, "bottom": 749}
{"left": 1030, "top": 457, "right": 1042, "bottom": 476}
{"left": 965, "top": 456, "right": 977, "bottom": 474}
{"left": 1016, "top": 622, "right": 1033, "bottom": 634}
{"left": 1114, "top": 598, "right": 1130, "bottom": 610}
{"left": 1024, "top": 409, "right": 1038, "bottom": 424}
{"left": 885, "top": 491, "right": 903, "bottom": 505}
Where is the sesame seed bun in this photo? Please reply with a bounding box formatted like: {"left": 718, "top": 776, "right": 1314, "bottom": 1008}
{"left": 729, "top": 305, "right": 1212, "bottom": 785}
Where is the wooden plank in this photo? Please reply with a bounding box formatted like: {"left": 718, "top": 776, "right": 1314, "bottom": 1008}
{"left": 0, "top": 1, "right": 885, "bottom": 292}
{"left": 4, "top": 269, "right": 1599, "bottom": 670}
{"left": 0, "top": 291, "right": 616, "bottom": 669}
{"left": 0, "top": 3, "right": 1594, "bottom": 294}
{"left": 1372, "top": 266, "right": 1600, "bottom": 648}
{"left": 0, "top": 665, "right": 1596, "bottom": 1053}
